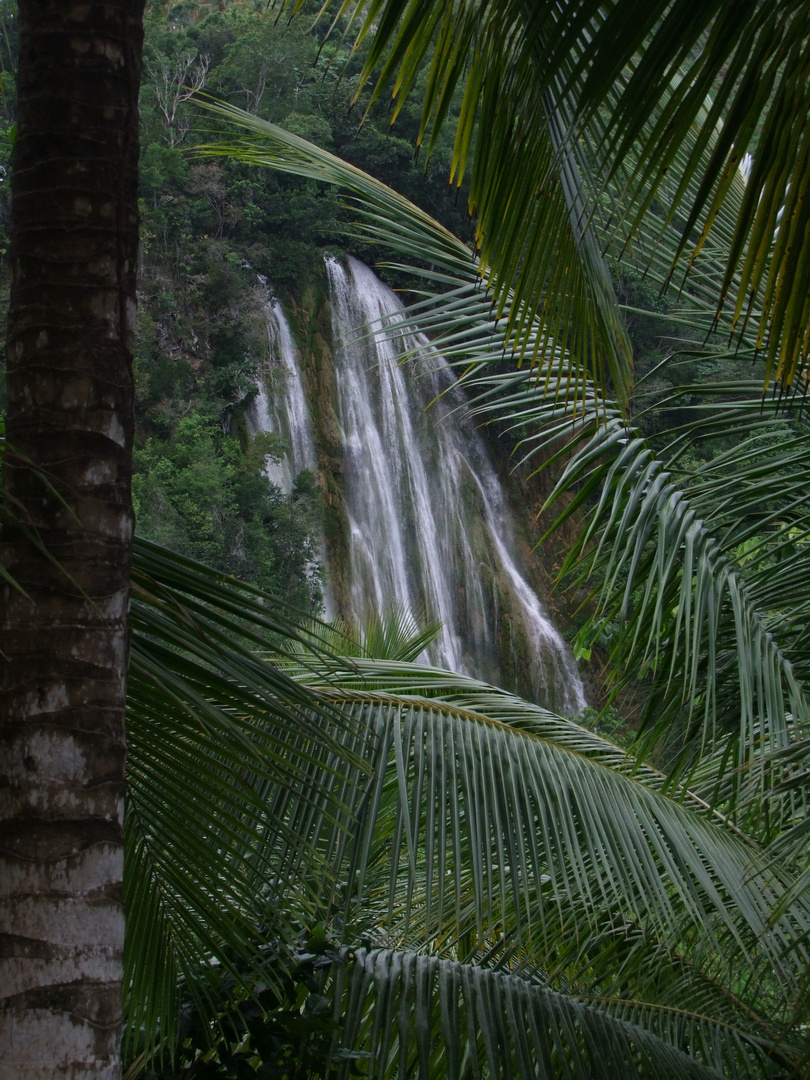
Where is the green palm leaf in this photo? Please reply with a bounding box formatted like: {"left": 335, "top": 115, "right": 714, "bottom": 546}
{"left": 140, "top": 80, "right": 810, "bottom": 1074}
{"left": 266, "top": 662, "right": 809, "bottom": 1075}
{"left": 123, "top": 538, "right": 365, "bottom": 1059}
{"left": 286, "top": 607, "right": 444, "bottom": 663}
{"left": 196, "top": 98, "right": 810, "bottom": 821}
{"left": 330, "top": 948, "right": 783, "bottom": 1080}
{"left": 289, "top": 0, "right": 810, "bottom": 391}
{"left": 123, "top": 540, "right": 810, "bottom": 1073}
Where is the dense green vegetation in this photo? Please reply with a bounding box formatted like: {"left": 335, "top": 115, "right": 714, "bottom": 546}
{"left": 0, "top": 0, "right": 730, "bottom": 618}
{"left": 149, "top": 2, "right": 809, "bottom": 1072}
{"left": 3, "top": 1, "right": 810, "bottom": 1077}
{"left": 127, "top": 0, "right": 482, "bottom": 610}
{"left": 0, "top": 1, "right": 476, "bottom": 610}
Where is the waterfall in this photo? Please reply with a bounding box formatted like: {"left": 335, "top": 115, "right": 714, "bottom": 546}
{"left": 249, "top": 261, "right": 585, "bottom": 712}
{"left": 249, "top": 283, "right": 318, "bottom": 493}
{"left": 249, "top": 284, "right": 334, "bottom": 617}
{"left": 325, "top": 256, "right": 586, "bottom": 714}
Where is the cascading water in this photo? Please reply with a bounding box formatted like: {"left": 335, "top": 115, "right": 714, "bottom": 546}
{"left": 249, "top": 281, "right": 318, "bottom": 493}
{"left": 249, "top": 282, "right": 333, "bottom": 616}
{"left": 324, "top": 256, "right": 586, "bottom": 714}
{"left": 249, "top": 261, "right": 585, "bottom": 712}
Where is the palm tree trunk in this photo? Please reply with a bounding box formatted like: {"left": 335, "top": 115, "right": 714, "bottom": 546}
{"left": 0, "top": 3, "right": 144, "bottom": 1076}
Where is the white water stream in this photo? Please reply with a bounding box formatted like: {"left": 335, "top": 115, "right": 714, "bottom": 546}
{"left": 249, "top": 285, "right": 318, "bottom": 493}
{"left": 250, "top": 259, "right": 586, "bottom": 713}
{"left": 326, "top": 257, "right": 585, "bottom": 714}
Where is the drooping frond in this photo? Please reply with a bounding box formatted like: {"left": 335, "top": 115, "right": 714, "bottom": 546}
{"left": 123, "top": 537, "right": 810, "bottom": 1073}
{"left": 289, "top": 0, "right": 810, "bottom": 391}
{"left": 265, "top": 662, "right": 810, "bottom": 1074}
{"left": 197, "top": 103, "right": 810, "bottom": 824}
{"left": 547, "top": 410, "right": 810, "bottom": 759}
{"left": 329, "top": 948, "right": 775, "bottom": 1080}
{"left": 123, "top": 538, "right": 364, "bottom": 1059}
{"left": 176, "top": 91, "right": 810, "bottom": 1073}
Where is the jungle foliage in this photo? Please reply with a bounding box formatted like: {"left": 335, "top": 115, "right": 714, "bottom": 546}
{"left": 3, "top": 1, "right": 809, "bottom": 1078}
{"left": 0, "top": 0, "right": 477, "bottom": 608}
{"left": 129, "top": 0, "right": 484, "bottom": 608}
{"left": 166, "top": 0, "right": 810, "bottom": 1074}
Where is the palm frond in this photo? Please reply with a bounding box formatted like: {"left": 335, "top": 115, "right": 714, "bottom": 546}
{"left": 330, "top": 947, "right": 778, "bottom": 1080}
{"left": 124, "top": 538, "right": 365, "bottom": 1059}
{"left": 195, "top": 101, "right": 810, "bottom": 819}
{"left": 286, "top": 607, "right": 444, "bottom": 663}
{"left": 547, "top": 414, "right": 810, "bottom": 740}
{"left": 123, "top": 540, "right": 810, "bottom": 1070}
{"left": 180, "top": 90, "right": 810, "bottom": 1072}
{"left": 191, "top": 652, "right": 809, "bottom": 1074}
{"left": 292, "top": 0, "right": 810, "bottom": 391}
{"left": 272, "top": 672, "right": 810, "bottom": 999}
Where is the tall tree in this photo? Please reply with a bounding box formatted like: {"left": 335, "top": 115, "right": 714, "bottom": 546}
{"left": 0, "top": 3, "right": 145, "bottom": 1077}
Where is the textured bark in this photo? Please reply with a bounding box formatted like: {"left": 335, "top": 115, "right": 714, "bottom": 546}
{"left": 0, "top": 3, "right": 144, "bottom": 1077}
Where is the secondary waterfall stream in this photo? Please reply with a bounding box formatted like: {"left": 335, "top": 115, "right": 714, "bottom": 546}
{"left": 250, "top": 281, "right": 318, "bottom": 493}
{"left": 251, "top": 257, "right": 586, "bottom": 714}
